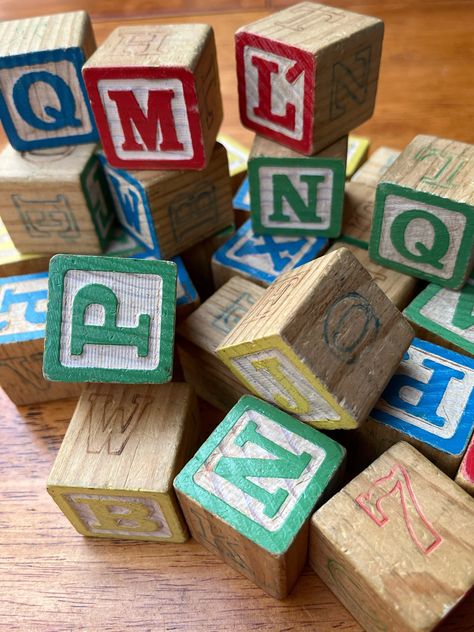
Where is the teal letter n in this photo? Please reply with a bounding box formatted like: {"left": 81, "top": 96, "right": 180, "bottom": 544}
{"left": 214, "top": 420, "right": 311, "bottom": 519}
{"left": 269, "top": 173, "right": 325, "bottom": 224}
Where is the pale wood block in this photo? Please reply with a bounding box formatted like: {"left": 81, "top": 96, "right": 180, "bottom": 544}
{"left": 99, "top": 142, "right": 234, "bottom": 259}
{"left": 353, "top": 338, "right": 474, "bottom": 476}
{"left": 456, "top": 434, "right": 474, "bottom": 496}
{"left": 341, "top": 180, "right": 376, "bottom": 248}
{"left": 212, "top": 218, "right": 328, "bottom": 289}
{"left": 48, "top": 382, "right": 199, "bottom": 542}
{"left": 0, "top": 218, "right": 51, "bottom": 277}
{"left": 217, "top": 247, "right": 413, "bottom": 429}
{"left": 351, "top": 146, "right": 401, "bottom": 187}
{"left": 0, "top": 11, "right": 97, "bottom": 150}
{"left": 104, "top": 225, "right": 147, "bottom": 258}
{"left": 236, "top": 2, "right": 383, "bottom": 155}
{"left": 309, "top": 441, "right": 474, "bottom": 632}
{"left": 0, "top": 272, "right": 81, "bottom": 405}
{"left": 83, "top": 25, "right": 222, "bottom": 170}
{"left": 0, "top": 144, "right": 115, "bottom": 254}
{"left": 248, "top": 135, "right": 347, "bottom": 238}
{"left": 43, "top": 255, "right": 177, "bottom": 384}
{"left": 174, "top": 395, "right": 345, "bottom": 598}
{"left": 370, "top": 135, "right": 474, "bottom": 288}
{"left": 328, "top": 242, "right": 419, "bottom": 310}
{"left": 177, "top": 276, "right": 265, "bottom": 410}
{"left": 346, "top": 135, "right": 370, "bottom": 177}
{"left": 404, "top": 275, "right": 474, "bottom": 358}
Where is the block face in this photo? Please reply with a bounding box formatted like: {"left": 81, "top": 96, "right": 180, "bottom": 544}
{"left": 0, "top": 272, "right": 48, "bottom": 343}
{"left": 346, "top": 135, "right": 370, "bottom": 177}
{"left": 80, "top": 154, "right": 116, "bottom": 249}
{"left": 456, "top": 436, "right": 474, "bottom": 495}
{"left": 43, "top": 255, "right": 177, "bottom": 383}
{"left": 404, "top": 278, "right": 474, "bottom": 357}
{"left": 371, "top": 338, "right": 474, "bottom": 457}
{"left": 175, "top": 395, "right": 345, "bottom": 554}
{"left": 371, "top": 183, "right": 474, "bottom": 287}
{"left": 0, "top": 13, "right": 98, "bottom": 150}
{"left": 212, "top": 219, "right": 328, "bottom": 285}
{"left": 249, "top": 157, "right": 345, "bottom": 237}
{"left": 236, "top": 31, "right": 315, "bottom": 154}
{"left": 351, "top": 146, "right": 400, "bottom": 187}
{"left": 310, "top": 442, "right": 474, "bottom": 631}
{"left": 233, "top": 177, "right": 250, "bottom": 212}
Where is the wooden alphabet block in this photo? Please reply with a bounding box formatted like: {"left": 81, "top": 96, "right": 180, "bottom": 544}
{"left": 346, "top": 135, "right": 370, "bottom": 177}
{"left": 0, "top": 218, "right": 51, "bottom": 278}
{"left": 99, "top": 142, "right": 234, "bottom": 258}
{"left": 48, "top": 382, "right": 199, "bottom": 542}
{"left": 0, "top": 143, "right": 115, "bottom": 254}
{"left": 177, "top": 276, "right": 265, "bottom": 410}
{"left": 328, "top": 242, "right": 419, "bottom": 310}
{"left": 404, "top": 276, "right": 474, "bottom": 358}
{"left": 83, "top": 25, "right": 222, "bottom": 170}
{"left": 248, "top": 134, "right": 347, "bottom": 237}
{"left": 355, "top": 338, "right": 474, "bottom": 476}
{"left": 212, "top": 219, "right": 328, "bottom": 288}
{"left": 370, "top": 135, "right": 474, "bottom": 289}
{"left": 0, "top": 272, "right": 80, "bottom": 405}
{"left": 455, "top": 434, "right": 474, "bottom": 496}
{"left": 105, "top": 225, "right": 146, "bottom": 258}
{"left": 174, "top": 395, "right": 345, "bottom": 598}
{"left": 233, "top": 177, "right": 251, "bottom": 227}
{"left": 217, "top": 248, "right": 413, "bottom": 429}
{"left": 217, "top": 133, "right": 250, "bottom": 186}
{"left": 43, "top": 255, "right": 177, "bottom": 384}
{"left": 341, "top": 181, "right": 376, "bottom": 248}
{"left": 0, "top": 11, "right": 97, "bottom": 150}
{"left": 310, "top": 441, "right": 474, "bottom": 632}
{"left": 351, "top": 145, "right": 401, "bottom": 187}
{"left": 236, "top": 2, "right": 383, "bottom": 154}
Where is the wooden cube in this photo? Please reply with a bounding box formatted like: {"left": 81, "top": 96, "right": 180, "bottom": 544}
{"left": 355, "top": 338, "right": 474, "bottom": 476}
{"left": 341, "top": 181, "right": 376, "bottom": 248}
{"left": 0, "top": 272, "right": 80, "bottom": 405}
{"left": 0, "top": 11, "right": 97, "bottom": 150}
{"left": 236, "top": 2, "right": 383, "bottom": 155}
{"left": 48, "top": 382, "right": 199, "bottom": 542}
{"left": 99, "top": 142, "right": 234, "bottom": 258}
{"left": 212, "top": 219, "right": 328, "bottom": 288}
{"left": 0, "top": 143, "right": 115, "bottom": 254}
{"left": 43, "top": 255, "right": 177, "bottom": 384}
{"left": 346, "top": 135, "right": 370, "bottom": 177}
{"left": 174, "top": 395, "right": 345, "bottom": 598}
{"left": 328, "top": 242, "right": 418, "bottom": 310}
{"left": 351, "top": 145, "right": 400, "bottom": 187}
{"left": 248, "top": 135, "right": 347, "bottom": 237}
{"left": 456, "top": 434, "right": 474, "bottom": 496}
{"left": 104, "top": 225, "right": 146, "bottom": 258}
{"left": 83, "top": 25, "right": 222, "bottom": 170}
{"left": 310, "top": 441, "right": 474, "bottom": 632}
{"left": 0, "top": 218, "right": 51, "bottom": 277}
{"left": 370, "top": 135, "right": 474, "bottom": 289}
{"left": 404, "top": 276, "right": 474, "bottom": 358}
{"left": 177, "top": 276, "right": 265, "bottom": 410}
{"left": 217, "top": 248, "right": 413, "bottom": 429}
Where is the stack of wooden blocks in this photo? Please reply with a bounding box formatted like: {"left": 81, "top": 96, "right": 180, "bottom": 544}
{"left": 0, "top": 3, "right": 472, "bottom": 632}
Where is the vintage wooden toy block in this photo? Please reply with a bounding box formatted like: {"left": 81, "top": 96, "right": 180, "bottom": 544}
{"left": 346, "top": 135, "right": 370, "bottom": 177}
{"left": 355, "top": 338, "right": 474, "bottom": 476}
{"left": 43, "top": 255, "right": 177, "bottom": 384}
{"left": 233, "top": 177, "right": 251, "bottom": 227}
{"left": 351, "top": 145, "right": 400, "bottom": 187}
{"left": 0, "top": 11, "right": 97, "bottom": 150}
{"left": 328, "top": 242, "right": 418, "bottom": 310}
{"left": 83, "top": 24, "right": 222, "bottom": 170}
{"left": 217, "top": 247, "right": 413, "bottom": 429}
{"left": 48, "top": 381, "right": 199, "bottom": 542}
{"left": 0, "top": 143, "right": 115, "bottom": 255}
{"left": 99, "top": 142, "right": 234, "bottom": 259}
{"left": 370, "top": 135, "right": 474, "bottom": 288}
{"left": 177, "top": 276, "right": 265, "bottom": 410}
{"left": 455, "top": 434, "right": 474, "bottom": 496}
{"left": 105, "top": 225, "right": 146, "bottom": 258}
{"left": 404, "top": 276, "right": 474, "bottom": 358}
{"left": 0, "top": 218, "right": 51, "bottom": 278}
{"left": 341, "top": 181, "right": 376, "bottom": 248}
{"left": 248, "top": 135, "right": 346, "bottom": 237}
{"left": 174, "top": 395, "right": 345, "bottom": 598}
{"left": 310, "top": 441, "right": 474, "bottom": 632}
{"left": 235, "top": 2, "right": 383, "bottom": 155}
{"left": 217, "top": 133, "right": 250, "bottom": 185}
{"left": 0, "top": 272, "right": 80, "bottom": 405}
{"left": 212, "top": 219, "right": 328, "bottom": 288}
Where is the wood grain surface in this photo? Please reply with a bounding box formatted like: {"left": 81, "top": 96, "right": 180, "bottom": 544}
{"left": 1, "top": 2, "right": 474, "bottom": 630}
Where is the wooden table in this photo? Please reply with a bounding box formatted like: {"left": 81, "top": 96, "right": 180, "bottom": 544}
{"left": 1, "top": 2, "right": 473, "bottom": 630}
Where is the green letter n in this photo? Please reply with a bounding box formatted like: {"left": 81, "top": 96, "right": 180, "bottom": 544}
{"left": 70, "top": 283, "right": 151, "bottom": 356}
{"left": 213, "top": 419, "right": 311, "bottom": 519}
{"left": 269, "top": 173, "right": 325, "bottom": 224}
